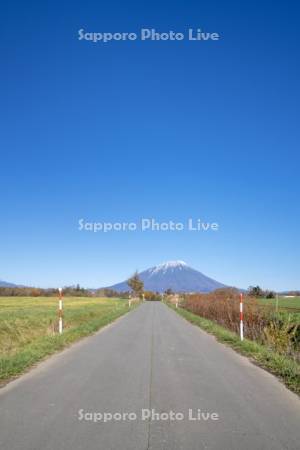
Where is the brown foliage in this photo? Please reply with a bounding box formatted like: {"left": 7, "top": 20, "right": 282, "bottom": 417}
{"left": 183, "top": 291, "right": 270, "bottom": 341}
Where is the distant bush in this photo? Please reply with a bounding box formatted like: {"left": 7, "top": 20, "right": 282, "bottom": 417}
{"left": 95, "top": 288, "right": 129, "bottom": 298}
{"left": 144, "top": 291, "right": 161, "bottom": 301}
{"left": 0, "top": 286, "right": 133, "bottom": 298}
{"left": 248, "top": 285, "right": 276, "bottom": 299}
{"left": 0, "top": 286, "right": 93, "bottom": 297}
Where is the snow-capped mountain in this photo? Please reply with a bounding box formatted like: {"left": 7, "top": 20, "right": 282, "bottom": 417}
{"left": 105, "top": 261, "right": 226, "bottom": 293}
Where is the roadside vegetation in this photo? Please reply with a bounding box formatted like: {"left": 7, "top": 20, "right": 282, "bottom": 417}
{"left": 0, "top": 296, "right": 136, "bottom": 385}
{"left": 168, "top": 289, "right": 300, "bottom": 394}
{"left": 0, "top": 285, "right": 130, "bottom": 298}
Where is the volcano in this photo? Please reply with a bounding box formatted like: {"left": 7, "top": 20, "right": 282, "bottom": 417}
{"left": 105, "top": 261, "right": 226, "bottom": 293}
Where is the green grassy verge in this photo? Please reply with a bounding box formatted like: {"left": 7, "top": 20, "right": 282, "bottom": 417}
{"left": 0, "top": 296, "right": 138, "bottom": 385}
{"left": 258, "top": 296, "right": 300, "bottom": 317}
{"left": 169, "top": 304, "right": 300, "bottom": 395}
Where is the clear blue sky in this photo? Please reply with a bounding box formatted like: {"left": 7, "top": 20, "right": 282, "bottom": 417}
{"left": 1, "top": 0, "right": 299, "bottom": 290}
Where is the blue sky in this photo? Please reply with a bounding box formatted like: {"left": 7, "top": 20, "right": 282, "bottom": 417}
{"left": 1, "top": 0, "right": 299, "bottom": 290}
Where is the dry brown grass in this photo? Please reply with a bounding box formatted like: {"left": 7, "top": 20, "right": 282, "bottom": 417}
{"left": 183, "top": 290, "right": 269, "bottom": 341}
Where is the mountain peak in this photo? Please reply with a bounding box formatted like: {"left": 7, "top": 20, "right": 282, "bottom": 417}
{"left": 149, "top": 261, "right": 188, "bottom": 276}
{"left": 156, "top": 260, "right": 187, "bottom": 269}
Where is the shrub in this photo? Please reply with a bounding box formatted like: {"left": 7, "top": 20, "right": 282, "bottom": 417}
{"left": 144, "top": 291, "right": 161, "bottom": 301}
{"left": 183, "top": 293, "right": 270, "bottom": 341}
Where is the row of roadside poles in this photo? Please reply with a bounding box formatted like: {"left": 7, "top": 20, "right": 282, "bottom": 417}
{"left": 56, "top": 288, "right": 244, "bottom": 341}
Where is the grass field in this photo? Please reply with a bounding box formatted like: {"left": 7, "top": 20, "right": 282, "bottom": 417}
{"left": 258, "top": 296, "right": 300, "bottom": 315}
{"left": 0, "top": 296, "right": 134, "bottom": 384}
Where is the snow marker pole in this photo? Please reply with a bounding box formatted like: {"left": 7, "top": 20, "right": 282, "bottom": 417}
{"left": 240, "top": 293, "right": 244, "bottom": 341}
{"left": 58, "top": 288, "right": 63, "bottom": 334}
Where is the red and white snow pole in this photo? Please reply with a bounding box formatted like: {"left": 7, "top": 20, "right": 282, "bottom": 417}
{"left": 239, "top": 293, "right": 244, "bottom": 341}
{"left": 58, "top": 288, "right": 63, "bottom": 334}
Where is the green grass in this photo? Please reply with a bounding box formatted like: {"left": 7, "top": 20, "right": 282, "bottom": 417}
{"left": 258, "top": 296, "right": 300, "bottom": 321}
{"left": 169, "top": 304, "right": 300, "bottom": 395}
{"left": 0, "top": 296, "right": 136, "bottom": 384}
{"left": 259, "top": 295, "right": 300, "bottom": 309}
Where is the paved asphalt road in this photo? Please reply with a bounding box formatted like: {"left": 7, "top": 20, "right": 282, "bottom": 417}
{"left": 0, "top": 302, "right": 300, "bottom": 450}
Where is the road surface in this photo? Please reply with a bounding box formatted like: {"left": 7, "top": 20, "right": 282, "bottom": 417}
{"left": 0, "top": 302, "right": 299, "bottom": 450}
